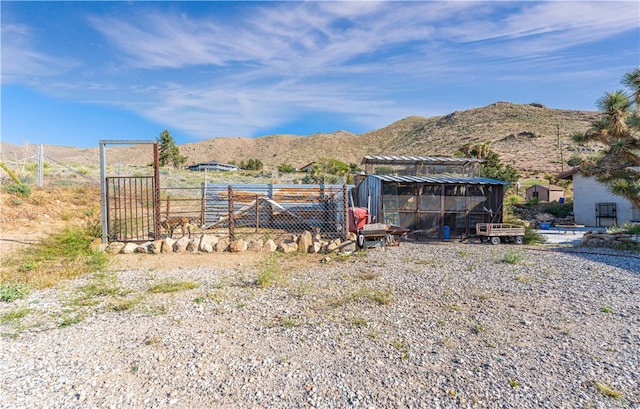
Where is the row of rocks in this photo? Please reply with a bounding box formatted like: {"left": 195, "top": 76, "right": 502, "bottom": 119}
{"left": 92, "top": 231, "right": 358, "bottom": 255}
{"left": 582, "top": 231, "right": 640, "bottom": 248}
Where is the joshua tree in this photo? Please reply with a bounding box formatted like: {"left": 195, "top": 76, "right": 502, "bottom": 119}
{"left": 572, "top": 68, "right": 640, "bottom": 210}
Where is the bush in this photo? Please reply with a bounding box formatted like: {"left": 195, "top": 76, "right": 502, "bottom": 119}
{"left": 277, "top": 163, "right": 296, "bottom": 173}
{"left": 544, "top": 202, "right": 573, "bottom": 218}
{"left": 6, "top": 183, "right": 32, "bottom": 197}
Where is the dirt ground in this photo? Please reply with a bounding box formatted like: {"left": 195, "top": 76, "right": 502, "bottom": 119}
{"left": 0, "top": 184, "right": 324, "bottom": 273}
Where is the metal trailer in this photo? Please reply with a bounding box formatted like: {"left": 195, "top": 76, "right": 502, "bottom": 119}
{"left": 475, "top": 223, "right": 525, "bottom": 245}
{"left": 356, "top": 223, "right": 410, "bottom": 250}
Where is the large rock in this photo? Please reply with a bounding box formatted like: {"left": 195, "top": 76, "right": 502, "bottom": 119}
{"left": 215, "top": 237, "right": 230, "bottom": 252}
{"left": 298, "top": 230, "right": 313, "bottom": 253}
{"left": 199, "top": 234, "right": 219, "bottom": 253}
{"left": 173, "top": 236, "right": 191, "bottom": 253}
{"left": 326, "top": 238, "right": 342, "bottom": 253}
{"left": 106, "top": 242, "right": 125, "bottom": 254}
{"left": 120, "top": 242, "right": 139, "bottom": 254}
{"left": 263, "top": 239, "right": 277, "bottom": 252}
{"left": 150, "top": 239, "right": 164, "bottom": 254}
{"left": 90, "top": 238, "right": 108, "bottom": 253}
{"left": 230, "top": 239, "right": 248, "bottom": 252}
{"left": 279, "top": 241, "right": 298, "bottom": 253}
{"left": 247, "top": 239, "right": 263, "bottom": 252}
{"left": 162, "top": 238, "right": 175, "bottom": 253}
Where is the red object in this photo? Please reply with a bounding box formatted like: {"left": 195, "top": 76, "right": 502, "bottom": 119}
{"left": 349, "top": 207, "right": 369, "bottom": 233}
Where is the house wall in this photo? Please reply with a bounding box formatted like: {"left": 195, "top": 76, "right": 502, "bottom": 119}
{"left": 572, "top": 174, "right": 636, "bottom": 226}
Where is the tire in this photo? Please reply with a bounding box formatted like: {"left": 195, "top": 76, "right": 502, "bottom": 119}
{"left": 385, "top": 233, "right": 394, "bottom": 245}
{"left": 490, "top": 236, "right": 501, "bottom": 245}
{"left": 357, "top": 233, "right": 365, "bottom": 249}
{"left": 514, "top": 236, "right": 524, "bottom": 245}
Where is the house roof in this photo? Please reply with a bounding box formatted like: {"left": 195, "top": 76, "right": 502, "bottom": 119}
{"left": 526, "top": 184, "right": 564, "bottom": 191}
{"left": 369, "top": 174, "right": 509, "bottom": 185}
{"left": 557, "top": 166, "right": 580, "bottom": 179}
{"left": 361, "top": 155, "right": 485, "bottom": 166}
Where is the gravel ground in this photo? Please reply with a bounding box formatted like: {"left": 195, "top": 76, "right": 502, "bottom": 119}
{"left": 1, "top": 242, "right": 639, "bottom": 409}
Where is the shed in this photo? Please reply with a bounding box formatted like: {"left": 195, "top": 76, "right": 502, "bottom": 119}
{"left": 353, "top": 174, "right": 508, "bottom": 240}
{"left": 525, "top": 184, "right": 564, "bottom": 202}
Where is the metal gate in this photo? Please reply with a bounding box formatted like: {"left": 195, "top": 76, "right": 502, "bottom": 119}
{"left": 106, "top": 176, "right": 159, "bottom": 242}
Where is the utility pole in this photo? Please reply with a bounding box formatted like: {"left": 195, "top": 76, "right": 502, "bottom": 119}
{"left": 557, "top": 124, "right": 564, "bottom": 172}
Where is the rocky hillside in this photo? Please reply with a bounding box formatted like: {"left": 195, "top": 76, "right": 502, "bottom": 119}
{"left": 1, "top": 102, "right": 599, "bottom": 175}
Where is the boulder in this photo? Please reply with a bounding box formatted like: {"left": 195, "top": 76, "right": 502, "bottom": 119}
{"left": 247, "top": 239, "right": 263, "bottom": 252}
{"left": 161, "top": 238, "right": 175, "bottom": 253}
{"left": 106, "top": 242, "right": 125, "bottom": 254}
{"left": 263, "top": 239, "right": 278, "bottom": 252}
{"left": 279, "top": 241, "right": 298, "bottom": 253}
{"left": 298, "top": 230, "right": 313, "bottom": 253}
{"left": 230, "top": 239, "right": 248, "bottom": 252}
{"left": 215, "top": 237, "right": 230, "bottom": 252}
{"left": 199, "top": 234, "right": 219, "bottom": 253}
{"left": 150, "top": 239, "right": 164, "bottom": 254}
{"left": 173, "top": 236, "right": 191, "bottom": 252}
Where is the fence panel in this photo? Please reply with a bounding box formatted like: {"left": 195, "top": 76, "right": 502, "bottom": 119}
{"left": 202, "top": 183, "right": 351, "bottom": 240}
{"left": 106, "top": 176, "right": 156, "bottom": 242}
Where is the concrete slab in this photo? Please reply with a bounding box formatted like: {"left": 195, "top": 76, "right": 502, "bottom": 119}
{"left": 536, "top": 227, "right": 605, "bottom": 245}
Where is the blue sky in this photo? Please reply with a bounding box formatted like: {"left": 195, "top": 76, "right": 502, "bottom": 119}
{"left": 2, "top": 1, "right": 639, "bottom": 148}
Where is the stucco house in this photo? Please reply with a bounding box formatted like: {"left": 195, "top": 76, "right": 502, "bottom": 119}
{"left": 525, "top": 184, "right": 564, "bottom": 202}
{"left": 558, "top": 168, "right": 639, "bottom": 227}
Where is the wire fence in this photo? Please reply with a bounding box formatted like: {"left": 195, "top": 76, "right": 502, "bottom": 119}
{"left": 201, "top": 183, "right": 351, "bottom": 242}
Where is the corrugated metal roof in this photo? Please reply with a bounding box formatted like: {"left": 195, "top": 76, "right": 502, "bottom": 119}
{"left": 370, "top": 174, "right": 509, "bottom": 185}
{"left": 361, "top": 155, "right": 485, "bottom": 164}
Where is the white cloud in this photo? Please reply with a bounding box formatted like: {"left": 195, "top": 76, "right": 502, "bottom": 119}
{"left": 1, "top": 23, "right": 78, "bottom": 82}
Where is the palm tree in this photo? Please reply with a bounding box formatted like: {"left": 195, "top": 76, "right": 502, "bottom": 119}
{"left": 573, "top": 69, "right": 640, "bottom": 211}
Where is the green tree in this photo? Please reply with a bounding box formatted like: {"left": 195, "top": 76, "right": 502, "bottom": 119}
{"left": 157, "top": 130, "right": 187, "bottom": 168}
{"left": 455, "top": 142, "right": 520, "bottom": 183}
{"left": 572, "top": 68, "right": 640, "bottom": 211}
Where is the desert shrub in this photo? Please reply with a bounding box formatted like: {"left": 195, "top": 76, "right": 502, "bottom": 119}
{"left": 6, "top": 183, "right": 32, "bottom": 197}
{"left": 277, "top": 163, "right": 296, "bottom": 173}
{"left": 524, "top": 226, "right": 545, "bottom": 244}
{"left": 0, "top": 283, "right": 31, "bottom": 302}
{"left": 544, "top": 202, "right": 573, "bottom": 218}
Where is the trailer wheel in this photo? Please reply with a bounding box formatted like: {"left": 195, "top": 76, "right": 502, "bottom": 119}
{"left": 514, "top": 236, "right": 524, "bottom": 245}
{"left": 490, "top": 236, "right": 501, "bottom": 245}
{"left": 357, "top": 232, "right": 365, "bottom": 249}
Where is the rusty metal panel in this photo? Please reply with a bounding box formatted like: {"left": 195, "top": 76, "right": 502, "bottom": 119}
{"left": 106, "top": 176, "right": 156, "bottom": 242}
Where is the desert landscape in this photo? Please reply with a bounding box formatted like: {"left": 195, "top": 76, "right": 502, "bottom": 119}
{"left": 1, "top": 101, "right": 638, "bottom": 408}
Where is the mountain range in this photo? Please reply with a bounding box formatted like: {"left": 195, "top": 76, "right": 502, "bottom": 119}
{"left": 1, "top": 102, "right": 600, "bottom": 175}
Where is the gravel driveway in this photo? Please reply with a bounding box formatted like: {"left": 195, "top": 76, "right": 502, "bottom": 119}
{"left": 1, "top": 242, "right": 639, "bottom": 408}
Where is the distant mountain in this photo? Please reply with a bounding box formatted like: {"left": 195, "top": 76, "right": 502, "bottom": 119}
{"left": 1, "top": 102, "right": 599, "bottom": 175}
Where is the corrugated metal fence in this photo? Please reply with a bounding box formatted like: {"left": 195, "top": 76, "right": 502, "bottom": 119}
{"left": 202, "top": 183, "right": 352, "bottom": 241}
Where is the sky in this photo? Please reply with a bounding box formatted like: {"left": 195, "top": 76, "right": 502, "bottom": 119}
{"left": 1, "top": 1, "right": 639, "bottom": 148}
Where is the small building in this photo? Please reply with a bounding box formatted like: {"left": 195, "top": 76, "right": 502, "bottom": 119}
{"left": 353, "top": 156, "right": 508, "bottom": 239}
{"left": 558, "top": 167, "right": 639, "bottom": 226}
{"left": 525, "top": 184, "right": 564, "bottom": 202}
{"left": 187, "top": 161, "right": 239, "bottom": 172}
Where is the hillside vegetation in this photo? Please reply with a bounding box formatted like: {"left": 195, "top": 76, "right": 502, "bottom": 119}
{"left": 1, "top": 102, "right": 599, "bottom": 175}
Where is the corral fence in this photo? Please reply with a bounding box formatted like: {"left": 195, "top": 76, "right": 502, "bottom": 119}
{"left": 99, "top": 140, "right": 354, "bottom": 243}
{"left": 106, "top": 179, "right": 353, "bottom": 243}
{"left": 202, "top": 183, "right": 351, "bottom": 242}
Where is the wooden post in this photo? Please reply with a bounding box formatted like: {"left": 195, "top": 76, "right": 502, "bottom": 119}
{"left": 228, "top": 185, "right": 234, "bottom": 241}
{"left": 343, "top": 184, "right": 349, "bottom": 240}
